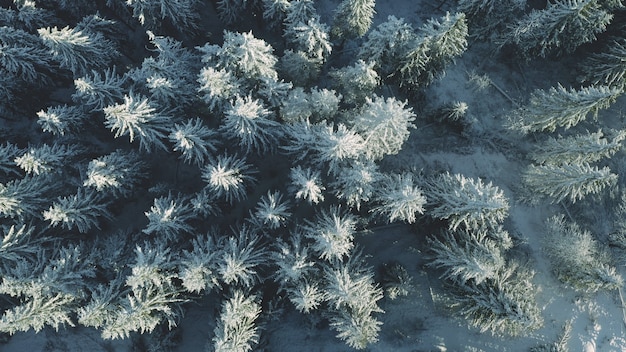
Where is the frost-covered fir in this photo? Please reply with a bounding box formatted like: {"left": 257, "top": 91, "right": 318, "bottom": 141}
{"left": 250, "top": 190, "right": 292, "bottom": 229}
{"left": 217, "top": 227, "right": 266, "bottom": 287}
{"left": 143, "top": 193, "right": 195, "bottom": 241}
{"left": 284, "top": 17, "right": 332, "bottom": 62}
{"left": 331, "top": 0, "right": 376, "bottom": 39}
{"left": 358, "top": 16, "right": 415, "bottom": 75}
{"left": 330, "top": 60, "right": 379, "bottom": 104}
{"left": 72, "top": 68, "right": 125, "bottom": 112}
{"left": 302, "top": 206, "right": 357, "bottom": 261}
{"left": 426, "top": 172, "right": 510, "bottom": 231}
{"left": 329, "top": 159, "right": 381, "bottom": 211}
{"left": 522, "top": 162, "right": 617, "bottom": 203}
{"left": 581, "top": 38, "right": 626, "bottom": 90}
{"left": 530, "top": 129, "right": 626, "bottom": 165}
{"left": 83, "top": 150, "right": 146, "bottom": 197}
{"left": 507, "top": 84, "right": 622, "bottom": 134}
{"left": 0, "top": 176, "right": 52, "bottom": 219}
{"left": 201, "top": 154, "right": 257, "bottom": 204}
{"left": 500, "top": 0, "right": 613, "bottom": 58}
{"left": 169, "top": 118, "right": 219, "bottom": 166}
{"left": 14, "top": 143, "right": 81, "bottom": 176}
{"left": 544, "top": 215, "right": 623, "bottom": 292}
{"left": 288, "top": 165, "right": 326, "bottom": 204}
{"left": 43, "top": 189, "right": 111, "bottom": 233}
{"left": 372, "top": 172, "right": 426, "bottom": 223}
{"left": 37, "top": 105, "right": 85, "bottom": 136}
{"left": 125, "top": 0, "right": 200, "bottom": 32}
{"left": 212, "top": 290, "right": 261, "bottom": 352}
{"left": 103, "top": 94, "right": 172, "bottom": 152}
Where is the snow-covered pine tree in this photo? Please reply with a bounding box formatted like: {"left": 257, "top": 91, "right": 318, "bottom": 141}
{"left": 143, "top": 193, "right": 195, "bottom": 242}
{"left": 371, "top": 172, "right": 427, "bottom": 224}
{"left": 580, "top": 38, "right": 626, "bottom": 90}
{"left": 428, "top": 228, "right": 506, "bottom": 285}
{"left": 286, "top": 280, "right": 326, "bottom": 313}
{"left": 83, "top": 150, "right": 147, "bottom": 198}
{"left": 329, "top": 60, "right": 379, "bottom": 104}
{"left": 398, "top": 12, "right": 468, "bottom": 89}
{"left": 249, "top": 190, "right": 292, "bottom": 229}
{"left": 331, "top": 0, "right": 376, "bottom": 39}
{"left": 212, "top": 290, "right": 261, "bottom": 352}
{"left": 199, "top": 30, "right": 278, "bottom": 83}
{"left": 284, "top": 17, "right": 332, "bottom": 63}
{"left": 262, "top": 0, "right": 291, "bottom": 27}
{"left": 0, "top": 293, "right": 76, "bottom": 334}
{"left": 458, "top": 0, "right": 525, "bottom": 39}
{"left": 531, "top": 129, "right": 626, "bottom": 165}
{"left": 0, "top": 36, "right": 55, "bottom": 84}
{"left": 201, "top": 153, "right": 257, "bottom": 204}
{"left": 38, "top": 25, "right": 116, "bottom": 77}
{"left": 220, "top": 95, "right": 282, "bottom": 154}
{"left": 169, "top": 118, "right": 219, "bottom": 166}
{"left": 353, "top": 95, "right": 416, "bottom": 160}
{"left": 103, "top": 93, "right": 172, "bottom": 152}
{"left": 329, "top": 159, "right": 381, "bottom": 211}
{"left": 0, "top": 224, "right": 39, "bottom": 271}
{"left": 288, "top": 165, "right": 326, "bottom": 204}
{"left": 77, "top": 279, "right": 125, "bottom": 336}
{"left": 522, "top": 162, "right": 617, "bottom": 203}
{"left": 358, "top": 15, "right": 415, "bottom": 76}
{"left": 426, "top": 172, "right": 510, "bottom": 231}
{"left": 257, "top": 77, "right": 293, "bottom": 108}
{"left": 451, "top": 262, "right": 543, "bottom": 336}
{"left": 37, "top": 105, "right": 86, "bottom": 136}
{"left": 197, "top": 66, "right": 242, "bottom": 113}
{"left": 72, "top": 67, "right": 125, "bottom": 112}
{"left": 0, "top": 143, "right": 21, "bottom": 177}
{"left": 279, "top": 49, "right": 322, "bottom": 86}
{"left": 544, "top": 215, "right": 623, "bottom": 292}
{"left": 308, "top": 87, "right": 342, "bottom": 120}
{"left": 500, "top": 0, "right": 613, "bottom": 58}
{"left": 280, "top": 87, "right": 313, "bottom": 122}
{"left": 271, "top": 230, "right": 316, "bottom": 285}
{"left": 43, "top": 188, "right": 111, "bottom": 233}
{"left": 0, "top": 176, "right": 52, "bottom": 219}
{"left": 216, "top": 0, "right": 249, "bottom": 25}
{"left": 125, "top": 0, "right": 200, "bottom": 32}
{"left": 302, "top": 206, "right": 358, "bottom": 262}
{"left": 507, "top": 84, "right": 622, "bottom": 134}
{"left": 217, "top": 226, "right": 267, "bottom": 288}
{"left": 179, "top": 233, "right": 221, "bottom": 294}
{"left": 284, "top": 0, "right": 317, "bottom": 28}
{"left": 312, "top": 122, "right": 365, "bottom": 174}
{"left": 14, "top": 143, "right": 82, "bottom": 176}
{"left": 324, "top": 260, "right": 383, "bottom": 349}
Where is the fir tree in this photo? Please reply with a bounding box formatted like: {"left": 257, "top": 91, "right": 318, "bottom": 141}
{"left": 169, "top": 118, "right": 220, "bottom": 166}
{"left": 216, "top": 0, "right": 249, "bottom": 25}
{"left": 380, "top": 263, "right": 414, "bottom": 300}
{"left": 285, "top": 17, "right": 332, "bottom": 62}
{"left": 458, "top": 0, "right": 525, "bottom": 39}
{"left": 262, "top": 0, "right": 291, "bottom": 27}
{"left": 330, "top": 60, "right": 379, "bottom": 104}
{"left": 288, "top": 165, "right": 326, "bottom": 204}
{"left": 217, "top": 226, "right": 267, "bottom": 288}
{"left": 428, "top": 229, "right": 506, "bottom": 285}
{"left": 125, "top": 0, "right": 200, "bottom": 32}
{"left": 353, "top": 95, "right": 416, "bottom": 160}
{"left": 201, "top": 154, "right": 257, "bottom": 204}
{"left": 142, "top": 193, "right": 195, "bottom": 241}
{"left": 72, "top": 67, "right": 125, "bottom": 112}
{"left": 451, "top": 263, "right": 543, "bottom": 336}
{"left": 257, "top": 77, "right": 293, "bottom": 108}
{"left": 0, "top": 224, "right": 39, "bottom": 273}
{"left": 200, "top": 30, "right": 278, "bottom": 82}
{"left": 220, "top": 95, "right": 282, "bottom": 154}
{"left": 0, "top": 176, "right": 52, "bottom": 219}
{"left": 522, "top": 162, "right": 617, "bottom": 203}
{"left": 507, "top": 84, "right": 622, "bottom": 134}
{"left": 103, "top": 93, "right": 172, "bottom": 152}
{"left": 250, "top": 190, "right": 292, "bottom": 229}
{"left": 311, "top": 122, "right": 365, "bottom": 174}
{"left": 197, "top": 66, "right": 242, "bottom": 113}
{"left": 14, "top": 143, "right": 82, "bottom": 176}
{"left": 500, "top": 0, "right": 613, "bottom": 58}
{"left": 279, "top": 49, "right": 321, "bottom": 86}
{"left": 38, "top": 25, "right": 116, "bottom": 76}
{"left": 358, "top": 16, "right": 415, "bottom": 75}
{"left": 371, "top": 172, "right": 427, "bottom": 224}
{"left": 544, "top": 215, "right": 623, "bottom": 292}
{"left": 0, "top": 143, "right": 21, "bottom": 176}
{"left": 329, "top": 159, "right": 381, "bottom": 211}
{"left": 0, "top": 293, "right": 76, "bottom": 334}
{"left": 179, "top": 234, "right": 221, "bottom": 294}
{"left": 286, "top": 280, "right": 326, "bottom": 313}
{"left": 43, "top": 188, "right": 112, "bottom": 233}
{"left": 531, "top": 129, "right": 626, "bottom": 165}
{"left": 426, "top": 172, "right": 510, "bottom": 231}
{"left": 309, "top": 88, "right": 342, "bottom": 120}
{"left": 0, "top": 38, "right": 54, "bottom": 84}
{"left": 284, "top": 0, "right": 317, "bottom": 28}
{"left": 331, "top": 0, "right": 376, "bottom": 39}
{"left": 581, "top": 38, "right": 626, "bottom": 90}
{"left": 212, "top": 290, "right": 261, "bottom": 352}
{"left": 36, "top": 105, "right": 85, "bottom": 136}
{"left": 271, "top": 231, "right": 316, "bottom": 285}
{"left": 83, "top": 150, "right": 147, "bottom": 198}
{"left": 398, "top": 12, "right": 468, "bottom": 89}
{"left": 302, "top": 206, "right": 358, "bottom": 262}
